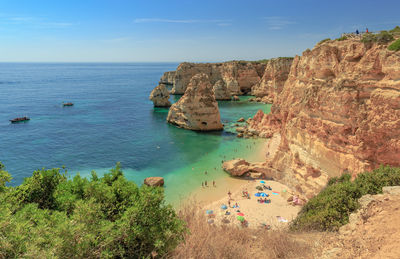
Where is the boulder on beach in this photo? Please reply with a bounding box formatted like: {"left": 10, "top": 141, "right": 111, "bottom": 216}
{"left": 222, "top": 159, "right": 250, "bottom": 176}
{"left": 237, "top": 117, "right": 245, "bottom": 122}
{"left": 144, "top": 177, "right": 164, "bottom": 187}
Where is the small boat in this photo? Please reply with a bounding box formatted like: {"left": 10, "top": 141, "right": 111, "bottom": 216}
{"left": 63, "top": 102, "right": 74, "bottom": 107}
{"left": 10, "top": 116, "right": 30, "bottom": 123}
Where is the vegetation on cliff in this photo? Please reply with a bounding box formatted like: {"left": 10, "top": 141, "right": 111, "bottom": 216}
{"left": 0, "top": 162, "right": 185, "bottom": 258}
{"left": 291, "top": 166, "right": 400, "bottom": 231}
{"left": 388, "top": 38, "right": 400, "bottom": 51}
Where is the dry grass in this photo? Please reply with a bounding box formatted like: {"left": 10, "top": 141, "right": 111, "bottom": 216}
{"left": 168, "top": 202, "right": 313, "bottom": 259}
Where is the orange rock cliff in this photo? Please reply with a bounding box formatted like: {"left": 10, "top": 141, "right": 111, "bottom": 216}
{"left": 248, "top": 38, "right": 400, "bottom": 197}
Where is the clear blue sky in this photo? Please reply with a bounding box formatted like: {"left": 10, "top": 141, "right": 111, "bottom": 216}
{"left": 1, "top": 0, "right": 399, "bottom": 62}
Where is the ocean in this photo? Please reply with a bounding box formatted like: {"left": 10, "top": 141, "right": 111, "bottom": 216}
{"left": 0, "top": 63, "right": 270, "bottom": 204}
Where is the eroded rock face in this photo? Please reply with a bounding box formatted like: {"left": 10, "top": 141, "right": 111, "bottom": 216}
{"left": 167, "top": 73, "right": 223, "bottom": 131}
{"left": 160, "top": 71, "right": 176, "bottom": 85}
{"left": 248, "top": 39, "right": 400, "bottom": 198}
{"left": 144, "top": 177, "right": 164, "bottom": 187}
{"left": 170, "top": 61, "right": 266, "bottom": 95}
{"left": 149, "top": 84, "right": 171, "bottom": 107}
{"left": 213, "top": 80, "right": 231, "bottom": 100}
{"left": 251, "top": 58, "right": 294, "bottom": 101}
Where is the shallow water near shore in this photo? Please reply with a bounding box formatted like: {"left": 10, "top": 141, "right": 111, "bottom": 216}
{"left": 0, "top": 63, "right": 271, "bottom": 205}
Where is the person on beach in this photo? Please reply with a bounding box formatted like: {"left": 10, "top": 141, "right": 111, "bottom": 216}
{"left": 228, "top": 200, "right": 231, "bottom": 207}
{"left": 205, "top": 171, "right": 207, "bottom": 175}
{"left": 205, "top": 180, "right": 208, "bottom": 187}
{"left": 228, "top": 191, "right": 232, "bottom": 199}
{"left": 213, "top": 180, "right": 216, "bottom": 187}
{"left": 202, "top": 182, "right": 204, "bottom": 188}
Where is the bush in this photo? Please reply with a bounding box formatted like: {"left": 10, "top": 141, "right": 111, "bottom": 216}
{"left": 336, "top": 36, "right": 348, "bottom": 41}
{"left": 388, "top": 38, "right": 400, "bottom": 51}
{"left": 291, "top": 166, "right": 400, "bottom": 231}
{"left": 318, "top": 38, "right": 331, "bottom": 45}
{"left": 390, "top": 25, "right": 400, "bottom": 36}
{"left": 0, "top": 163, "right": 186, "bottom": 258}
{"left": 375, "top": 30, "right": 394, "bottom": 44}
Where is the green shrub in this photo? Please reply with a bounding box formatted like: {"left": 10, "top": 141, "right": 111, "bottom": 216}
{"left": 390, "top": 25, "right": 400, "bottom": 36}
{"left": 336, "top": 36, "right": 348, "bottom": 41}
{"left": 291, "top": 166, "right": 400, "bottom": 231}
{"left": 388, "top": 38, "right": 400, "bottom": 51}
{"left": 375, "top": 30, "right": 394, "bottom": 44}
{"left": 0, "top": 162, "right": 186, "bottom": 258}
{"left": 318, "top": 38, "right": 331, "bottom": 45}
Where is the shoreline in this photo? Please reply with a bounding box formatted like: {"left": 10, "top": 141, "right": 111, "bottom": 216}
{"left": 179, "top": 135, "right": 301, "bottom": 229}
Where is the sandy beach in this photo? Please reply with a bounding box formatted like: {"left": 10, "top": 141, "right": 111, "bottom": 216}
{"left": 184, "top": 137, "right": 302, "bottom": 229}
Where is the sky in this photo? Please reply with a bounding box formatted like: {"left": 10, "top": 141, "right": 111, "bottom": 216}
{"left": 0, "top": 0, "right": 399, "bottom": 62}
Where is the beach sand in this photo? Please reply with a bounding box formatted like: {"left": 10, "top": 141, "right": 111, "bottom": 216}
{"left": 201, "top": 179, "right": 301, "bottom": 229}
{"left": 184, "top": 137, "right": 301, "bottom": 229}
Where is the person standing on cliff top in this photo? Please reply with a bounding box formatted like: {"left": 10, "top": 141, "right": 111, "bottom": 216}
{"left": 356, "top": 29, "right": 359, "bottom": 34}
{"left": 366, "top": 28, "right": 369, "bottom": 33}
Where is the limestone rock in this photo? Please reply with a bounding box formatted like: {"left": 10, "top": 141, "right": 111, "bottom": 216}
{"left": 232, "top": 95, "right": 240, "bottom": 101}
{"left": 149, "top": 84, "right": 171, "bottom": 107}
{"left": 144, "top": 177, "right": 164, "bottom": 187}
{"left": 237, "top": 117, "right": 245, "bottom": 122}
{"left": 160, "top": 71, "right": 176, "bottom": 85}
{"left": 222, "top": 159, "right": 250, "bottom": 176}
{"left": 248, "top": 38, "right": 400, "bottom": 198}
{"left": 167, "top": 73, "right": 223, "bottom": 131}
{"left": 212, "top": 80, "right": 231, "bottom": 100}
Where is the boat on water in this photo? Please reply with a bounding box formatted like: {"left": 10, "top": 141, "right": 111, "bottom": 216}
{"left": 63, "top": 102, "right": 74, "bottom": 107}
{"left": 10, "top": 116, "right": 30, "bottom": 123}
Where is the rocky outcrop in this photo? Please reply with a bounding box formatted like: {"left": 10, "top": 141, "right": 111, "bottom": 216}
{"left": 160, "top": 71, "right": 175, "bottom": 85}
{"left": 167, "top": 73, "right": 223, "bottom": 131}
{"left": 251, "top": 57, "right": 294, "bottom": 102}
{"left": 248, "top": 39, "right": 400, "bottom": 198}
{"left": 144, "top": 177, "right": 164, "bottom": 187}
{"left": 222, "top": 158, "right": 281, "bottom": 179}
{"left": 149, "top": 84, "right": 171, "bottom": 107}
{"left": 212, "top": 80, "right": 231, "bottom": 100}
{"left": 170, "top": 61, "right": 266, "bottom": 95}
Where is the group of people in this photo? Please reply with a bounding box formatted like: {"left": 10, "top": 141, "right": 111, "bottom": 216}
{"left": 201, "top": 180, "right": 216, "bottom": 188}
{"left": 355, "top": 28, "right": 369, "bottom": 35}
{"left": 257, "top": 198, "right": 271, "bottom": 204}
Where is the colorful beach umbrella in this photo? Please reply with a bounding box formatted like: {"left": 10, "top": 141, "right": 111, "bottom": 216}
{"left": 206, "top": 210, "right": 214, "bottom": 215}
{"left": 260, "top": 193, "right": 268, "bottom": 197}
{"left": 254, "top": 193, "right": 261, "bottom": 197}
{"left": 237, "top": 212, "right": 244, "bottom": 216}
{"left": 220, "top": 204, "right": 228, "bottom": 210}
{"left": 237, "top": 216, "right": 245, "bottom": 222}
{"left": 260, "top": 180, "right": 265, "bottom": 184}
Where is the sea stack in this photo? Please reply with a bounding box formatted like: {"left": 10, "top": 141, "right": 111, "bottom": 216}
{"left": 149, "top": 84, "right": 171, "bottom": 107}
{"left": 167, "top": 73, "right": 223, "bottom": 131}
{"left": 212, "top": 80, "right": 231, "bottom": 100}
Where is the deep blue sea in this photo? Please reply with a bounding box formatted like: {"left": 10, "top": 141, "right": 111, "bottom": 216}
{"left": 0, "top": 63, "right": 270, "bottom": 204}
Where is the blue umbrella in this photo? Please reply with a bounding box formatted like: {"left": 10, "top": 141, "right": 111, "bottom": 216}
{"left": 220, "top": 204, "right": 228, "bottom": 210}
{"left": 260, "top": 181, "right": 266, "bottom": 184}
{"left": 206, "top": 210, "right": 214, "bottom": 214}
{"left": 254, "top": 193, "right": 261, "bottom": 197}
{"left": 260, "top": 192, "right": 268, "bottom": 197}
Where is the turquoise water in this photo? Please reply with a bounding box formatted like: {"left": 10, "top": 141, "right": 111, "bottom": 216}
{"left": 0, "top": 63, "right": 270, "bottom": 204}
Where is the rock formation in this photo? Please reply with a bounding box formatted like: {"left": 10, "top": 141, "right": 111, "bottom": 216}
{"left": 144, "top": 177, "right": 164, "bottom": 187}
{"left": 251, "top": 57, "right": 294, "bottom": 102}
{"left": 212, "top": 80, "right": 231, "bottom": 100}
{"left": 160, "top": 71, "right": 175, "bottom": 85}
{"left": 222, "top": 158, "right": 280, "bottom": 179}
{"left": 169, "top": 61, "right": 266, "bottom": 95}
{"left": 167, "top": 73, "right": 223, "bottom": 131}
{"left": 248, "top": 38, "right": 400, "bottom": 198}
{"left": 149, "top": 84, "right": 171, "bottom": 107}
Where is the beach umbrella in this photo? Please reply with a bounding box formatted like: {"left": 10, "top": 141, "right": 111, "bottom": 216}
{"left": 237, "top": 212, "right": 244, "bottom": 216}
{"left": 237, "top": 216, "right": 245, "bottom": 222}
{"left": 260, "top": 192, "right": 268, "bottom": 197}
{"left": 260, "top": 180, "right": 265, "bottom": 184}
{"left": 206, "top": 210, "right": 214, "bottom": 215}
{"left": 220, "top": 204, "right": 228, "bottom": 210}
{"left": 254, "top": 193, "right": 261, "bottom": 197}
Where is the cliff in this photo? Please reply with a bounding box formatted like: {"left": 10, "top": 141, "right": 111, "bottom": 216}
{"left": 170, "top": 61, "right": 266, "bottom": 95}
{"left": 149, "top": 84, "right": 171, "bottom": 107}
{"left": 249, "top": 39, "right": 400, "bottom": 198}
{"left": 251, "top": 57, "right": 294, "bottom": 101}
{"left": 160, "top": 71, "right": 176, "bottom": 85}
{"left": 167, "top": 73, "right": 223, "bottom": 131}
